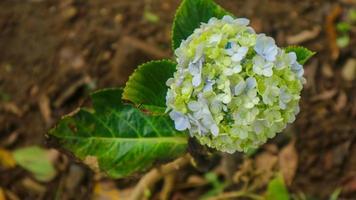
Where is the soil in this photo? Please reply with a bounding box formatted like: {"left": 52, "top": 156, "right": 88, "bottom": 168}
{"left": 0, "top": 0, "right": 355, "bottom": 199}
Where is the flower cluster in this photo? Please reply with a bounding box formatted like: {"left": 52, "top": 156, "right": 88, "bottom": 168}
{"left": 166, "top": 16, "right": 304, "bottom": 153}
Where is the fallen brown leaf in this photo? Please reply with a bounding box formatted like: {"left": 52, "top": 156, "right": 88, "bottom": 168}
{"left": 64, "top": 164, "right": 85, "bottom": 195}
{"left": 334, "top": 91, "right": 347, "bottom": 112}
{"left": 0, "top": 187, "right": 5, "bottom": 200}
{"left": 21, "top": 178, "right": 46, "bottom": 194}
{"left": 341, "top": 58, "right": 356, "bottom": 81}
{"left": 255, "top": 152, "right": 278, "bottom": 188}
{"left": 38, "top": 94, "right": 52, "bottom": 125}
{"left": 255, "top": 152, "right": 278, "bottom": 173}
{"left": 286, "top": 26, "right": 321, "bottom": 44}
{"left": 84, "top": 156, "right": 100, "bottom": 174}
{"left": 311, "top": 89, "right": 338, "bottom": 102}
{"left": 0, "top": 102, "right": 23, "bottom": 117}
{"left": 321, "top": 62, "right": 334, "bottom": 78}
{"left": 92, "top": 181, "right": 122, "bottom": 200}
{"left": 278, "top": 139, "right": 298, "bottom": 186}
{"left": 0, "top": 148, "right": 16, "bottom": 169}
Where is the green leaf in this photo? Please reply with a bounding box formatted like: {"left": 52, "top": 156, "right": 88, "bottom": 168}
{"left": 13, "top": 146, "right": 56, "bottom": 182}
{"left": 329, "top": 188, "right": 342, "bottom": 200}
{"left": 285, "top": 46, "right": 315, "bottom": 65}
{"left": 49, "top": 88, "right": 188, "bottom": 178}
{"left": 200, "top": 172, "right": 228, "bottom": 199}
{"left": 266, "top": 174, "right": 290, "bottom": 200}
{"left": 143, "top": 10, "right": 160, "bottom": 23}
{"left": 172, "top": 0, "right": 231, "bottom": 49}
{"left": 123, "top": 60, "right": 176, "bottom": 113}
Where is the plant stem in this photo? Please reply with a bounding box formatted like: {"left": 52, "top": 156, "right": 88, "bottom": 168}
{"left": 207, "top": 191, "right": 264, "bottom": 200}
{"left": 129, "top": 154, "right": 190, "bottom": 200}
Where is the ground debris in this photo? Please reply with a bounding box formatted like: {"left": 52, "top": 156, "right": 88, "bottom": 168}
{"left": 286, "top": 26, "right": 321, "bottom": 44}
{"left": 278, "top": 140, "right": 298, "bottom": 186}
{"left": 38, "top": 94, "right": 52, "bottom": 126}
{"left": 325, "top": 5, "right": 342, "bottom": 60}
{"left": 341, "top": 58, "right": 356, "bottom": 81}
{"left": 310, "top": 89, "right": 338, "bottom": 102}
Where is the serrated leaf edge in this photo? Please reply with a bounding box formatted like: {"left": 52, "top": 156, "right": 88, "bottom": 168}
{"left": 122, "top": 59, "right": 176, "bottom": 106}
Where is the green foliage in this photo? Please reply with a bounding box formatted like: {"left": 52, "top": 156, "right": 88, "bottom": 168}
{"left": 49, "top": 0, "right": 317, "bottom": 180}
{"left": 172, "top": 0, "right": 231, "bottom": 49}
{"left": 335, "top": 9, "right": 356, "bottom": 49}
{"left": 349, "top": 9, "right": 356, "bottom": 22}
{"left": 49, "top": 88, "right": 188, "bottom": 178}
{"left": 329, "top": 188, "right": 341, "bottom": 200}
{"left": 123, "top": 60, "right": 176, "bottom": 113}
{"left": 336, "top": 22, "right": 351, "bottom": 33}
{"left": 13, "top": 146, "right": 56, "bottom": 182}
{"left": 200, "top": 172, "right": 227, "bottom": 199}
{"left": 266, "top": 174, "right": 290, "bottom": 200}
{"left": 144, "top": 10, "right": 160, "bottom": 23}
{"left": 285, "top": 46, "right": 315, "bottom": 65}
{"left": 337, "top": 35, "right": 350, "bottom": 48}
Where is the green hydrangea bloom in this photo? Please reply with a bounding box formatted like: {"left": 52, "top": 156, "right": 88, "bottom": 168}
{"left": 166, "top": 16, "right": 304, "bottom": 153}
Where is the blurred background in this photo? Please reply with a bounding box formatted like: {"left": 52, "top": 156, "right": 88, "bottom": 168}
{"left": 0, "top": 0, "right": 355, "bottom": 199}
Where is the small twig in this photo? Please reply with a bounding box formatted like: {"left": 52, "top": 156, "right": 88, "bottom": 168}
{"left": 325, "top": 5, "right": 342, "bottom": 60}
{"left": 0, "top": 102, "right": 23, "bottom": 117}
{"left": 38, "top": 94, "right": 52, "bottom": 125}
{"left": 129, "top": 154, "right": 190, "bottom": 200}
{"left": 122, "top": 36, "right": 170, "bottom": 59}
{"left": 207, "top": 191, "right": 264, "bottom": 200}
{"left": 159, "top": 173, "right": 175, "bottom": 200}
{"left": 53, "top": 75, "right": 91, "bottom": 108}
{"left": 286, "top": 26, "right": 321, "bottom": 44}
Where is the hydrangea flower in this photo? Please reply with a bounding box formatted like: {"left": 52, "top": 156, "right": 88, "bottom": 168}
{"left": 166, "top": 15, "right": 305, "bottom": 153}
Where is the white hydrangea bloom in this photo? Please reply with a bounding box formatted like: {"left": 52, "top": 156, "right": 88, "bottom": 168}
{"left": 166, "top": 16, "right": 305, "bottom": 153}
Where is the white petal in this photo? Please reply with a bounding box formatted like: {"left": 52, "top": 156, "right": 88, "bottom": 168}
{"left": 223, "top": 68, "right": 234, "bottom": 76}
{"left": 222, "top": 15, "right": 235, "bottom": 23}
{"left": 279, "top": 101, "right": 287, "bottom": 110}
{"left": 188, "top": 62, "right": 199, "bottom": 75}
{"left": 233, "top": 64, "right": 242, "bottom": 73}
{"left": 263, "top": 67, "right": 273, "bottom": 77}
{"left": 288, "top": 52, "right": 297, "bottom": 65}
{"left": 239, "top": 131, "right": 248, "bottom": 139}
{"left": 222, "top": 94, "right": 232, "bottom": 104}
{"left": 231, "top": 53, "right": 242, "bottom": 62}
{"left": 169, "top": 111, "right": 180, "bottom": 121}
{"left": 210, "top": 124, "right": 219, "bottom": 136}
{"left": 169, "top": 111, "right": 190, "bottom": 131}
{"left": 265, "top": 47, "right": 278, "bottom": 62}
{"left": 192, "top": 75, "right": 202, "bottom": 87}
{"left": 209, "top": 34, "right": 222, "bottom": 44}
{"left": 188, "top": 101, "right": 201, "bottom": 112}
{"left": 291, "top": 62, "right": 302, "bottom": 71}
{"left": 193, "top": 45, "right": 204, "bottom": 63}
{"left": 235, "top": 18, "right": 250, "bottom": 26}
{"left": 166, "top": 78, "right": 174, "bottom": 86}
{"left": 175, "top": 117, "right": 190, "bottom": 131}
{"left": 245, "top": 77, "right": 257, "bottom": 90}
{"left": 225, "top": 49, "right": 234, "bottom": 56}
{"left": 253, "top": 121, "right": 264, "bottom": 134}
{"left": 208, "top": 17, "right": 218, "bottom": 25}
{"left": 210, "top": 101, "right": 222, "bottom": 114}
{"left": 234, "top": 80, "right": 246, "bottom": 96}
{"left": 203, "top": 79, "right": 215, "bottom": 92}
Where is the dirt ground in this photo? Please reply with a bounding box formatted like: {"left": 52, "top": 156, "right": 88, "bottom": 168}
{"left": 0, "top": 0, "right": 356, "bottom": 199}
